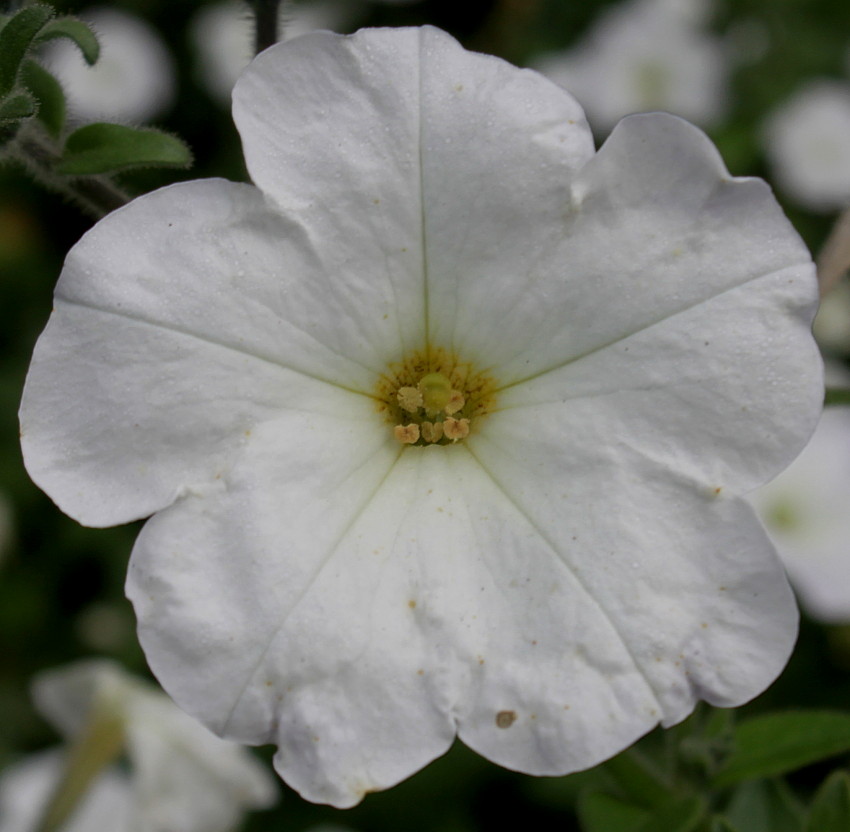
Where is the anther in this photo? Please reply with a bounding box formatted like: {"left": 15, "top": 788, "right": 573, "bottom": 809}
{"left": 397, "top": 387, "right": 423, "bottom": 413}
{"left": 394, "top": 424, "right": 420, "bottom": 444}
{"left": 443, "top": 417, "right": 470, "bottom": 441}
{"left": 421, "top": 421, "right": 444, "bottom": 443}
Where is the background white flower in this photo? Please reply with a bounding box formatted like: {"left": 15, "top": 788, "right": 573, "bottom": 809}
{"left": 190, "top": 0, "right": 353, "bottom": 105}
{"left": 533, "top": 0, "right": 729, "bottom": 134}
{"left": 750, "top": 407, "right": 850, "bottom": 623}
{"left": 21, "top": 660, "right": 278, "bottom": 832}
{"left": 762, "top": 80, "right": 850, "bottom": 212}
{"left": 42, "top": 6, "right": 175, "bottom": 123}
{"left": 0, "top": 750, "right": 131, "bottom": 832}
{"left": 20, "top": 27, "right": 822, "bottom": 807}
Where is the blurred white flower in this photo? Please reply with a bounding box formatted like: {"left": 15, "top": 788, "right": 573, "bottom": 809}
{"left": 42, "top": 7, "right": 175, "bottom": 123}
{"left": 534, "top": 0, "right": 729, "bottom": 134}
{"left": 763, "top": 80, "right": 850, "bottom": 212}
{"left": 190, "top": 0, "right": 352, "bottom": 104}
{"left": 813, "top": 279, "right": 850, "bottom": 354}
{"left": 750, "top": 408, "right": 850, "bottom": 623}
{"left": 10, "top": 660, "right": 279, "bottom": 832}
{"left": 0, "top": 751, "right": 131, "bottom": 832}
{"left": 20, "top": 26, "right": 821, "bottom": 807}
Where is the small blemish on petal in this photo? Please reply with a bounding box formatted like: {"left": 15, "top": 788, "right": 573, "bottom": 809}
{"left": 495, "top": 710, "right": 517, "bottom": 729}
{"left": 408, "top": 599, "right": 416, "bottom": 609}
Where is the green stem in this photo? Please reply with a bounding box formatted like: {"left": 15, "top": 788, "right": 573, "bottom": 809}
{"left": 248, "top": 0, "right": 282, "bottom": 55}
{"left": 7, "top": 125, "right": 130, "bottom": 217}
{"left": 33, "top": 707, "right": 125, "bottom": 832}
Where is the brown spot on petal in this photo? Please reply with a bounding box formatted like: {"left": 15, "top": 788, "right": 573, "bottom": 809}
{"left": 495, "top": 710, "right": 517, "bottom": 729}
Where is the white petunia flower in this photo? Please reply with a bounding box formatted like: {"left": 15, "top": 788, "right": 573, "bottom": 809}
{"left": 20, "top": 27, "right": 822, "bottom": 807}
{"left": 750, "top": 407, "right": 850, "bottom": 623}
{"left": 762, "top": 80, "right": 850, "bottom": 212}
{"left": 533, "top": 0, "right": 729, "bottom": 134}
{"left": 0, "top": 750, "right": 131, "bottom": 832}
{"left": 24, "top": 660, "right": 278, "bottom": 832}
{"left": 42, "top": 7, "right": 175, "bottom": 123}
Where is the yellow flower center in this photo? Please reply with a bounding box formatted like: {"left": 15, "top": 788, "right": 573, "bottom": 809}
{"left": 374, "top": 347, "right": 498, "bottom": 446}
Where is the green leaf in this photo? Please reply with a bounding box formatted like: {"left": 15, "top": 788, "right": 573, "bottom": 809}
{"left": 35, "top": 16, "right": 100, "bottom": 65}
{"left": 58, "top": 123, "right": 193, "bottom": 175}
{"left": 725, "top": 779, "right": 805, "bottom": 832}
{"left": 20, "top": 59, "right": 64, "bottom": 137}
{"left": 578, "top": 791, "right": 649, "bottom": 832}
{"left": 635, "top": 795, "right": 706, "bottom": 832}
{"left": 0, "top": 89, "right": 36, "bottom": 125}
{"left": 805, "top": 771, "right": 850, "bottom": 832}
{"left": 713, "top": 711, "right": 850, "bottom": 787}
{"left": 0, "top": 4, "right": 54, "bottom": 98}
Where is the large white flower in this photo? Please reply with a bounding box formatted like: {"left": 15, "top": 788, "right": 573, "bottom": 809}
{"left": 20, "top": 26, "right": 822, "bottom": 807}
{"left": 16, "top": 660, "right": 278, "bottom": 832}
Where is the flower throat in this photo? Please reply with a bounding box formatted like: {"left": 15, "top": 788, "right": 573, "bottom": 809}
{"left": 374, "top": 348, "right": 497, "bottom": 446}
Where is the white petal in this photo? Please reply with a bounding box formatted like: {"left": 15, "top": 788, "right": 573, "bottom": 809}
{"left": 463, "top": 416, "right": 798, "bottom": 729}
{"left": 494, "top": 270, "right": 822, "bottom": 494}
{"left": 20, "top": 179, "right": 382, "bottom": 527}
{"left": 129, "top": 417, "right": 792, "bottom": 800}
{"left": 234, "top": 27, "right": 594, "bottom": 357}
{"left": 128, "top": 410, "right": 458, "bottom": 807}
{"left": 452, "top": 113, "right": 818, "bottom": 384}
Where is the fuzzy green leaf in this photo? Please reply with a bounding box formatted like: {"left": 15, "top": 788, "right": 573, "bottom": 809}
{"left": 713, "top": 711, "right": 850, "bottom": 787}
{"left": 0, "top": 4, "right": 54, "bottom": 98}
{"left": 35, "top": 16, "right": 100, "bottom": 65}
{"left": 58, "top": 123, "right": 193, "bottom": 175}
{"left": 0, "top": 89, "right": 36, "bottom": 125}
{"left": 20, "top": 59, "right": 65, "bottom": 137}
{"left": 805, "top": 771, "right": 850, "bottom": 832}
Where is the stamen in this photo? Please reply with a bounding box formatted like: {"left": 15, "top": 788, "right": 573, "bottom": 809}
{"left": 398, "top": 387, "right": 423, "bottom": 413}
{"left": 421, "top": 421, "right": 444, "bottom": 443}
{"left": 443, "top": 417, "right": 470, "bottom": 441}
{"left": 444, "top": 390, "right": 465, "bottom": 415}
{"left": 394, "top": 424, "right": 420, "bottom": 444}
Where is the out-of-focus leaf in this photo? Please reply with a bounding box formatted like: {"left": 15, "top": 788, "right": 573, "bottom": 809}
{"left": 713, "top": 711, "right": 850, "bottom": 787}
{"left": 603, "top": 749, "right": 674, "bottom": 810}
{"left": 710, "top": 817, "right": 743, "bottom": 832}
{"left": 635, "top": 795, "right": 705, "bottom": 832}
{"left": 578, "top": 791, "right": 649, "bottom": 832}
{"left": 58, "top": 123, "right": 192, "bottom": 175}
{"left": 0, "top": 4, "right": 54, "bottom": 97}
{"left": 35, "top": 16, "right": 100, "bottom": 65}
{"left": 805, "top": 771, "right": 850, "bottom": 832}
{"left": 20, "top": 59, "right": 64, "bottom": 137}
{"left": 725, "top": 779, "right": 805, "bottom": 832}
